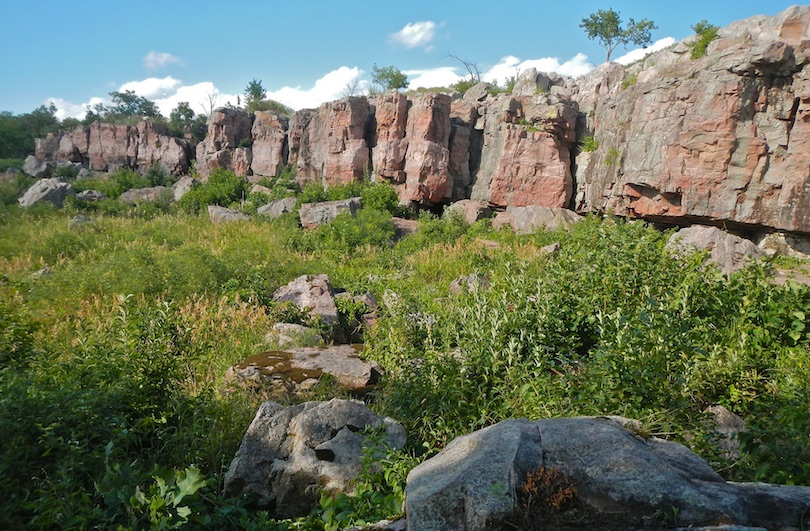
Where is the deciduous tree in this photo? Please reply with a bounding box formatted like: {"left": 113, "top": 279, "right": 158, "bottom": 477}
{"left": 580, "top": 9, "right": 657, "bottom": 62}
{"left": 371, "top": 64, "right": 409, "bottom": 91}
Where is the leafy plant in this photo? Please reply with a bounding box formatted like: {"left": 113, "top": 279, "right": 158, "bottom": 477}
{"left": 622, "top": 72, "right": 638, "bottom": 89}
{"left": 579, "top": 136, "right": 599, "bottom": 153}
{"left": 580, "top": 8, "right": 658, "bottom": 62}
{"left": 690, "top": 20, "right": 720, "bottom": 59}
{"left": 178, "top": 168, "right": 247, "bottom": 214}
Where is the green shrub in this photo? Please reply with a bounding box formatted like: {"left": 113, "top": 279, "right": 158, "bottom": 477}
{"left": 0, "top": 172, "right": 34, "bottom": 206}
{"left": 72, "top": 167, "right": 151, "bottom": 199}
{"left": 579, "top": 136, "right": 599, "bottom": 153}
{"left": 621, "top": 72, "right": 638, "bottom": 89}
{"left": 691, "top": 20, "right": 720, "bottom": 59}
{"left": 0, "top": 158, "right": 24, "bottom": 171}
{"left": 52, "top": 164, "right": 78, "bottom": 179}
{"left": 178, "top": 168, "right": 247, "bottom": 214}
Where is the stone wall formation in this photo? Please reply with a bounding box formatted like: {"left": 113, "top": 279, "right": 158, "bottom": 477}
{"left": 31, "top": 6, "right": 810, "bottom": 236}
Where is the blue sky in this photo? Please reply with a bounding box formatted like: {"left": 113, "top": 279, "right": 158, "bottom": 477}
{"left": 1, "top": 1, "right": 801, "bottom": 118}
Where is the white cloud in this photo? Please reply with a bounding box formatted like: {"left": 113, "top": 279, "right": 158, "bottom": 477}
{"left": 143, "top": 51, "right": 182, "bottom": 70}
{"left": 46, "top": 96, "right": 106, "bottom": 121}
{"left": 482, "top": 53, "right": 596, "bottom": 84}
{"left": 119, "top": 76, "right": 182, "bottom": 100}
{"left": 267, "top": 66, "right": 367, "bottom": 110}
{"left": 614, "top": 37, "right": 677, "bottom": 65}
{"left": 389, "top": 21, "right": 437, "bottom": 50}
{"left": 404, "top": 66, "right": 463, "bottom": 89}
{"left": 153, "top": 82, "right": 239, "bottom": 117}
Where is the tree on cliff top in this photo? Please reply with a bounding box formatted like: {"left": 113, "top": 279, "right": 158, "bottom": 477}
{"left": 371, "top": 64, "right": 409, "bottom": 91}
{"left": 580, "top": 8, "right": 657, "bottom": 62}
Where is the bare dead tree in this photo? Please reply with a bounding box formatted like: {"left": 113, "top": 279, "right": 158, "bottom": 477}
{"left": 200, "top": 90, "right": 219, "bottom": 117}
{"left": 445, "top": 53, "right": 481, "bottom": 83}
{"left": 342, "top": 77, "right": 362, "bottom": 97}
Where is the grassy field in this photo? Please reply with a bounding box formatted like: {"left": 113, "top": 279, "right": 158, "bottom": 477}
{"left": 1, "top": 174, "right": 809, "bottom": 529}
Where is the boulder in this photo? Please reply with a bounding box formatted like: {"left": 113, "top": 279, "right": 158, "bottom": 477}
{"left": 226, "top": 344, "right": 381, "bottom": 394}
{"left": 118, "top": 186, "right": 173, "bottom": 204}
{"left": 257, "top": 196, "right": 297, "bottom": 218}
{"left": 76, "top": 189, "right": 105, "bottom": 202}
{"left": 392, "top": 217, "right": 418, "bottom": 241}
{"left": 172, "top": 176, "right": 198, "bottom": 201}
{"left": 22, "top": 155, "right": 53, "bottom": 178}
{"left": 264, "top": 322, "right": 323, "bottom": 349}
{"left": 251, "top": 110, "right": 289, "bottom": 177}
{"left": 512, "top": 67, "right": 552, "bottom": 97}
{"left": 18, "top": 178, "right": 74, "bottom": 207}
{"left": 463, "top": 82, "right": 494, "bottom": 104}
{"left": 449, "top": 274, "right": 490, "bottom": 296}
{"left": 68, "top": 215, "right": 94, "bottom": 229}
{"left": 207, "top": 205, "right": 249, "bottom": 223}
{"left": 406, "top": 417, "right": 810, "bottom": 531}
{"left": 224, "top": 399, "right": 406, "bottom": 518}
{"left": 445, "top": 199, "right": 491, "bottom": 224}
{"left": 273, "top": 274, "right": 339, "bottom": 325}
{"left": 667, "top": 225, "right": 764, "bottom": 275}
{"left": 492, "top": 206, "right": 582, "bottom": 234}
{"left": 705, "top": 405, "right": 746, "bottom": 460}
{"left": 298, "top": 197, "right": 361, "bottom": 228}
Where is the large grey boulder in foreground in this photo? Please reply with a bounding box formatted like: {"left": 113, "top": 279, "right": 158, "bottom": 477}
{"left": 406, "top": 417, "right": 810, "bottom": 531}
{"left": 224, "top": 399, "right": 406, "bottom": 518}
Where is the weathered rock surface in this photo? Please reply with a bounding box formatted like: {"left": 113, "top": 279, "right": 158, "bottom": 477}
{"left": 492, "top": 205, "right": 582, "bottom": 234}
{"left": 445, "top": 199, "right": 491, "bottom": 224}
{"left": 400, "top": 93, "right": 453, "bottom": 203}
{"left": 406, "top": 417, "right": 810, "bottom": 531}
{"left": 575, "top": 5, "right": 810, "bottom": 233}
{"left": 224, "top": 399, "right": 406, "bottom": 518}
{"left": 118, "top": 186, "right": 173, "bottom": 204}
{"left": 250, "top": 111, "right": 289, "bottom": 177}
{"left": 667, "top": 225, "right": 765, "bottom": 275}
{"left": 257, "top": 196, "right": 297, "bottom": 218}
{"left": 391, "top": 217, "right": 418, "bottom": 241}
{"left": 171, "top": 176, "right": 197, "bottom": 201}
{"left": 289, "top": 98, "right": 370, "bottom": 188}
{"left": 76, "top": 189, "right": 105, "bottom": 202}
{"left": 272, "top": 274, "right": 339, "bottom": 325}
{"left": 18, "top": 178, "right": 75, "bottom": 207}
{"left": 195, "top": 108, "right": 253, "bottom": 178}
{"left": 35, "top": 122, "right": 191, "bottom": 175}
{"left": 22, "top": 155, "right": 53, "bottom": 178}
{"left": 298, "top": 197, "right": 361, "bottom": 228}
{"left": 226, "top": 345, "right": 381, "bottom": 393}
{"left": 449, "top": 274, "right": 490, "bottom": 296}
{"left": 370, "top": 91, "right": 409, "bottom": 183}
{"left": 471, "top": 92, "right": 578, "bottom": 208}
{"left": 207, "top": 205, "right": 249, "bottom": 223}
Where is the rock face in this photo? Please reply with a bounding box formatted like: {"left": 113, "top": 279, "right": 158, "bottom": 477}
{"left": 224, "top": 399, "right": 406, "bottom": 518}
{"left": 575, "top": 5, "right": 810, "bottom": 233}
{"left": 406, "top": 417, "right": 810, "bottom": 531}
{"left": 272, "top": 274, "right": 339, "bottom": 325}
{"left": 400, "top": 94, "right": 453, "bottom": 203}
{"left": 667, "top": 225, "right": 765, "bottom": 274}
{"left": 195, "top": 108, "right": 254, "bottom": 178}
{"left": 18, "top": 178, "right": 75, "bottom": 207}
{"left": 370, "top": 91, "right": 409, "bottom": 184}
{"left": 251, "top": 111, "right": 289, "bottom": 177}
{"left": 471, "top": 93, "right": 578, "bottom": 208}
{"left": 35, "top": 122, "right": 191, "bottom": 175}
{"left": 289, "top": 98, "right": 371, "bottom": 188}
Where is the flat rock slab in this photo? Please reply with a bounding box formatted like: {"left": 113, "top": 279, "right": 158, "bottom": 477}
{"left": 118, "top": 186, "right": 173, "bottom": 204}
{"left": 207, "top": 205, "right": 250, "bottom": 222}
{"left": 227, "top": 344, "right": 381, "bottom": 394}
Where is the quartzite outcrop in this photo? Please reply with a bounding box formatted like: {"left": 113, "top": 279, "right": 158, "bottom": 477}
{"left": 29, "top": 6, "right": 810, "bottom": 234}
{"left": 575, "top": 5, "right": 810, "bottom": 233}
